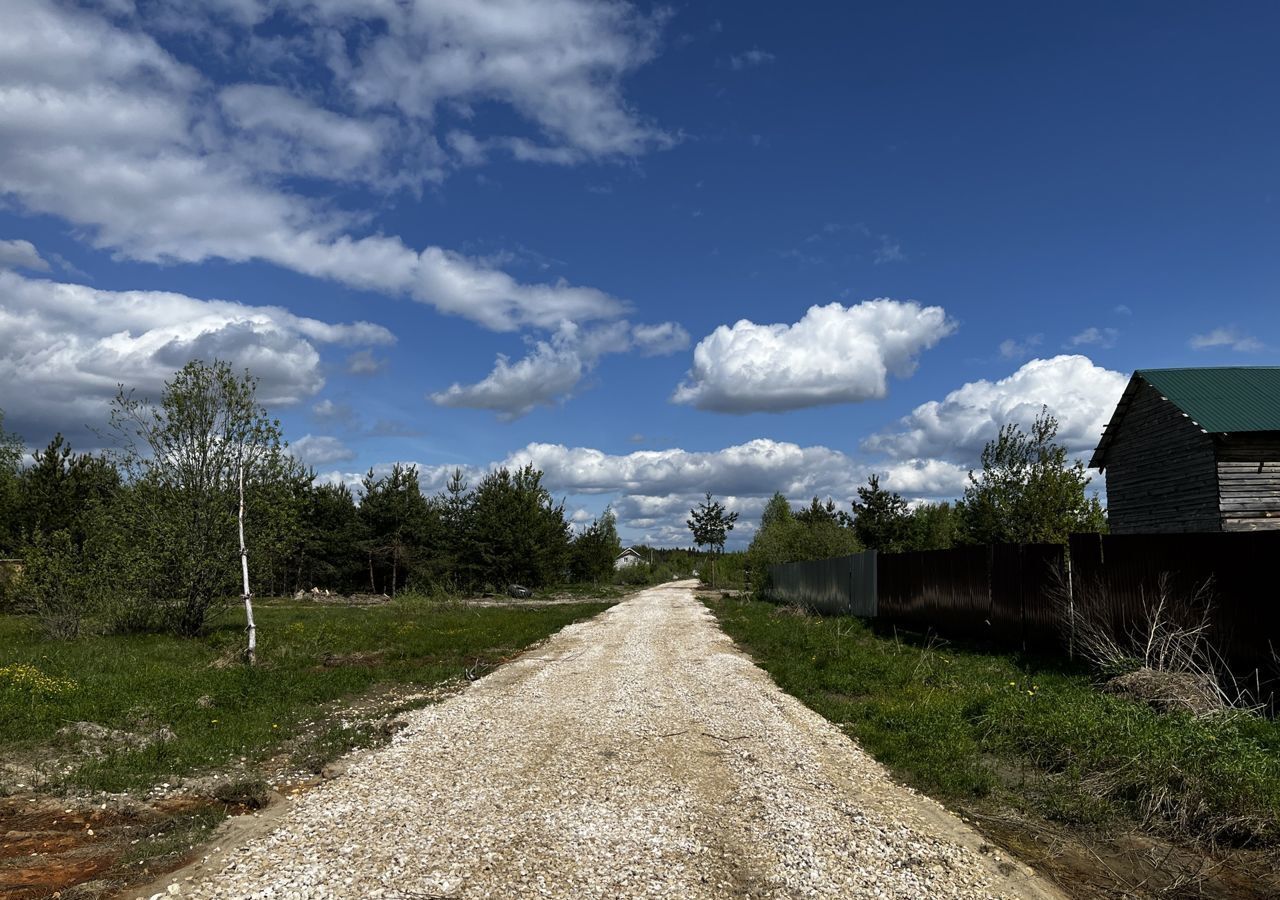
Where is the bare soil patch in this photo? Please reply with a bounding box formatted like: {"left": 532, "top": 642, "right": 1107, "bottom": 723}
{"left": 0, "top": 679, "right": 463, "bottom": 900}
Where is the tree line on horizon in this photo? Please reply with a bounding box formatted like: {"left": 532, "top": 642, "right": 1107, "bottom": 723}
{"left": 1, "top": 359, "right": 1107, "bottom": 643}
{"left": 0, "top": 360, "right": 627, "bottom": 644}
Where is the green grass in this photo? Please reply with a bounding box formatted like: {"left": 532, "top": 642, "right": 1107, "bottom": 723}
{"left": 0, "top": 595, "right": 611, "bottom": 793}
{"left": 547, "top": 581, "right": 638, "bottom": 600}
{"left": 707, "top": 599, "right": 1280, "bottom": 846}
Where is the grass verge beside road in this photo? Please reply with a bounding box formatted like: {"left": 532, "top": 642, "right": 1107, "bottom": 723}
{"left": 1, "top": 596, "right": 611, "bottom": 794}
{"left": 1, "top": 594, "right": 613, "bottom": 898}
{"left": 707, "top": 597, "right": 1280, "bottom": 898}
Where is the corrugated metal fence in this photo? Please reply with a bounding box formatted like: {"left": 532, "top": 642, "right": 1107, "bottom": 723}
{"left": 875, "top": 543, "right": 1064, "bottom": 647}
{"left": 769, "top": 551, "right": 877, "bottom": 616}
{"left": 1069, "top": 532, "right": 1280, "bottom": 672}
{"left": 768, "top": 532, "right": 1280, "bottom": 673}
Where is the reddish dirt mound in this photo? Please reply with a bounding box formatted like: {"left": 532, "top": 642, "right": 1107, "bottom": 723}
{"left": 0, "top": 798, "right": 129, "bottom": 898}
{"left": 0, "top": 795, "right": 230, "bottom": 899}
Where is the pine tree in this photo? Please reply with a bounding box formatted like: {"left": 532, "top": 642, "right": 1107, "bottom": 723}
{"left": 359, "top": 463, "right": 440, "bottom": 595}
{"left": 0, "top": 411, "right": 24, "bottom": 554}
{"left": 570, "top": 507, "right": 622, "bottom": 583}
{"left": 687, "top": 492, "right": 739, "bottom": 587}
{"left": 851, "top": 475, "right": 911, "bottom": 552}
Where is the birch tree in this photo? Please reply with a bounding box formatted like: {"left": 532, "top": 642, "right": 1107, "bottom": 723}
{"left": 959, "top": 408, "right": 1107, "bottom": 545}
{"left": 110, "top": 361, "right": 282, "bottom": 654}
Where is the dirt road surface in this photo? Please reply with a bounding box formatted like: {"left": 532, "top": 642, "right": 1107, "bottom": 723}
{"left": 168, "top": 581, "right": 1061, "bottom": 899}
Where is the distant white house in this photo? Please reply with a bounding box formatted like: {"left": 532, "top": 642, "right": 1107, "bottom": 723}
{"left": 614, "top": 547, "right": 645, "bottom": 569}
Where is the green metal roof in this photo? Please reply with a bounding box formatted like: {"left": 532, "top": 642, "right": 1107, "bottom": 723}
{"left": 1090, "top": 367, "right": 1280, "bottom": 469}
{"left": 1138, "top": 367, "right": 1280, "bottom": 433}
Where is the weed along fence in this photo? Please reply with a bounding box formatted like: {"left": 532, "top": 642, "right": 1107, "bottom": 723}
{"left": 768, "top": 532, "right": 1280, "bottom": 676}
{"left": 1069, "top": 532, "right": 1280, "bottom": 673}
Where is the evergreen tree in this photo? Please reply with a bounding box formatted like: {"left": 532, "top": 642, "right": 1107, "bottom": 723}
{"left": 298, "top": 481, "right": 366, "bottom": 591}
{"left": 359, "top": 463, "right": 440, "bottom": 595}
{"left": 19, "top": 433, "right": 119, "bottom": 548}
{"left": 469, "top": 465, "right": 571, "bottom": 588}
{"left": 569, "top": 507, "right": 622, "bottom": 583}
{"left": 0, "top": 411, "right": 24, "bottom": 554}
{"left": 687, "top": 492, "right": 739, "bottom": 587}
{"left": 794, "top": 496, "right": 845, "bottom": 527}
{"left": 245, "top": 452, "right": 312, "bottom": 596}
{"left": 851, "top": 475, "right": 911, "bottom": 552}
{"left": 439, "top": 467, "right": 475, "bottom": 588}
{"left": 759, "top": 492, "right": 793, "bottom": 531}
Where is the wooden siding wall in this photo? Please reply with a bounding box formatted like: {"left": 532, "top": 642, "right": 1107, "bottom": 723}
{"left": 1216, "top": 432, "right": 1280, "bottom": 531}
{"left": 1104, "top": 380, "right": 1221, "bottom": 533}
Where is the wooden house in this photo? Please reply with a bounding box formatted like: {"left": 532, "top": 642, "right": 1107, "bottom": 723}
{"left": 614, "top": 547, "right": 645, "bottom": 570}
{"left": 1090, "top": 367, "right": 1280, "bottom": 533}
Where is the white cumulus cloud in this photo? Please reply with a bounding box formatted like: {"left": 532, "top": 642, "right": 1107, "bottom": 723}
{"left": 864, "top": 355, "right": 1128, "bottom": 462}
{"left": 0, "top": 239, "right": 50, "bottom": 271}
{"left": 433, "top": 320, "right": 688, "bottom": 418}
{"left": 0, "top": 268, "right": 393, "bottom": 439}
{"left": 672, "top": 299, "right": 955, "bottom": 413}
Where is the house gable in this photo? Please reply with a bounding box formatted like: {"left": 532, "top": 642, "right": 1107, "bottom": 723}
{"left": 1096, "top": 376, "right": 1220, "bottom": 533}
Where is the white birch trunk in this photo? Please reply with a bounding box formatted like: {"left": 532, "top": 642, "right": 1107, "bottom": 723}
{"left": 239, "top": 459, "right": 256, "bottom": 665}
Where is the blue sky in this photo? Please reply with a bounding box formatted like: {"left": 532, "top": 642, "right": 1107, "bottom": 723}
{"left": 2, "top": 0, "right": 1277, "bottom": 545}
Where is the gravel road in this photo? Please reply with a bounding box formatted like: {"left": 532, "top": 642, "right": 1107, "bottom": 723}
{"left": 175, "top": 581, "right": 1061, "bottom": 899}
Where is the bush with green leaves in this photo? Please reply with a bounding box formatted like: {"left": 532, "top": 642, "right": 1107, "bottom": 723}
{"left": 19, "top": 530, "right": 97, "bottom": 639}
{"left": 570, "top": 507, "right": 621, "bottom": 583}
{"left": 960, "top": 407, "right": 1106, "bottom": 544}
{"left": 746, "top": 492, "right": 861, "bottom": 593}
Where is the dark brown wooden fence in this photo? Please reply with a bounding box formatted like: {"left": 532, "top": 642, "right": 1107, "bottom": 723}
{"left": 876, "top": 544, "right": 1065, "bottom": 647}
{"left": 768, "top": 531, "right": 1280, "bottom": 676}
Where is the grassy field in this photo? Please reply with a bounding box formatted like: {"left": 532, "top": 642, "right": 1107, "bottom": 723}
{"left": 706, "top": 599, "right": 1280, "bottom": 849}
{"left": 0, "top": 595, "right": 612, "bottom": 794}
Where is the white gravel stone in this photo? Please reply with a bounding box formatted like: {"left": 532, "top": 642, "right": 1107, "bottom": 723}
{"left": 184, "top": 581, "right": 1061, "bottom": 899}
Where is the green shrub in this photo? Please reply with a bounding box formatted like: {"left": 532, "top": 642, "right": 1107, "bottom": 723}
{"left": 20, "top": 530, "right": 98, "bottom": 639}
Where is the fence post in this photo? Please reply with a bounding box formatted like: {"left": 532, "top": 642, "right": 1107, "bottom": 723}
{"left": 1065, "top": 546, "right": 1075, "bottom": 661}
{"left": 847, "top": 556, "right": 854, "bottom": 616}
{"left": 986, "top": 543, "right": 995, "bottom": 634}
